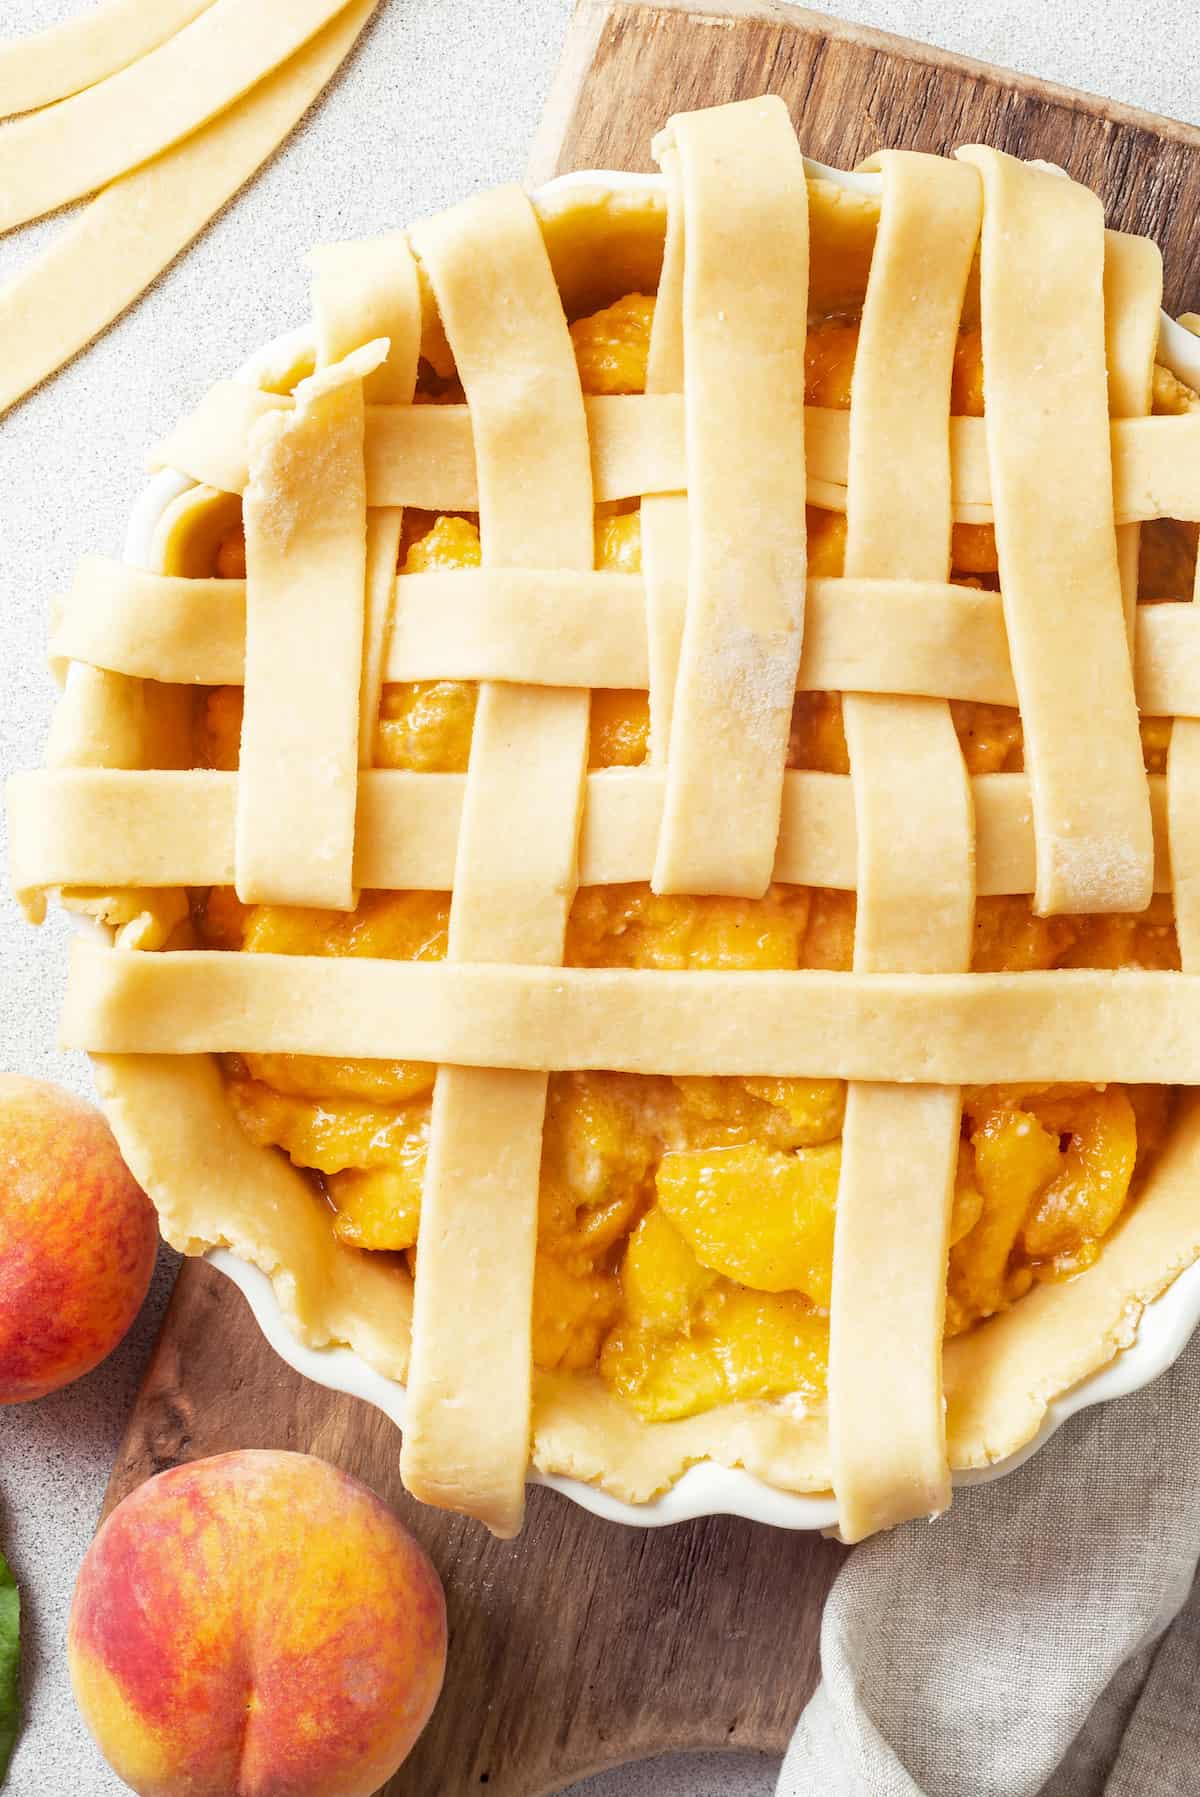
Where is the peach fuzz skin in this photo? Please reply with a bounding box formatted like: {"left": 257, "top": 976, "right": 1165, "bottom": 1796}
{"left": 0, "top": 1073, "right": 157, "bottom": 1403}
{"left": 69, "top": 1450, "right": 448, "bottom": 1797}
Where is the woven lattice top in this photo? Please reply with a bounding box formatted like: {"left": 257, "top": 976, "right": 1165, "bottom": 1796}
{"left": 13, "top": 96, "right": 1200, "bottom": 1541}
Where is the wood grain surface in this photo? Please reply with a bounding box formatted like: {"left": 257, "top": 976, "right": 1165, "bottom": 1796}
{"left": 103, "top": 6, "right": 1200, "bottom": 1793}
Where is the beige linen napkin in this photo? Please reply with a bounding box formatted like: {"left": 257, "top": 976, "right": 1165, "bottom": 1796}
{"left": 778, "top": 1337, "right": 1200, "bottom": 1796}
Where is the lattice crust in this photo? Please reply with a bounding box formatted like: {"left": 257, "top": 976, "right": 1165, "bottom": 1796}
{"left": 14, "top": 95, "right": 1200, "bottom": 1539}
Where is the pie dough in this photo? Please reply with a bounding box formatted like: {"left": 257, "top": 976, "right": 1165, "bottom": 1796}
{"left": 12, "top": 99, "right": 1200, "bottom": 1541}
{"left": 0, "top": 0, "right": 212, "bottom": 117}
{"left": 0, "top": 0, "right": 355, "bottom": 233}
{"left": 0, "top": 0, "right": 380, "bottom": 417}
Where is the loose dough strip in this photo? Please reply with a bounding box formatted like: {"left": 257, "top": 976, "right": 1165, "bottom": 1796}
{"left": 8, "top": 765, "right": 1175, "bottom": 904}
{"left": 0, "top": 0, "right": 356, "bottom": 233}
{"left": 400, "top": 187, "right": 594, "bottom": 1539}
{"left": 958, "top": 146, "right": 1153, "bottom": 915}
{"left": 150, "top": 384, "right": 1200, "bottom": 522}
{"left": 55, "top": 557, "right": 1200, "bottom": 719}
{"left": 62, "top": 941, "right": 1200, "bottom": 1085}
{"left": 650, "top": 98, "right": 810, "bottom": 896}
{"left": 831, "top": 152, "right": 980, "bottom": 1543}
{"left": 236, "top": 342, "right": 381, "bottom": 908}
{"left": 0, "top": 0, "right": 212, "bottom": 117}
{"left": 0, "top": 0, "right": 380, "bottom": 418}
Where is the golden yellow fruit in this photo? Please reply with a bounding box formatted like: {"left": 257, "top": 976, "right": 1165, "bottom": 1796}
{"left": 243, "top": 890, "right": 449, "bottom": 961}
{"left": 589, "top": 689, "right": 648, "bottom": 768}
{"left": 329, "top": 1162, "right": 424, "bottom": 1251}
{"left": 532, "top": 1252, "right": 622, "bottom": 1372}
{"left": 594, "top": 506, "right": 642, "bottom": 572}
{"left": 804, "top": 317, "right": 858, "bottom": 407}
{"left": 375, "top": 679, "right": 478, "bottom": 773}
{"left": 742, "top": 1077, "right": 846, "bottom": 1146}
{"left": 602, "top": 1282, "right": 828, "bottom": 1422}
{"left": 947, "top": 1104, "right": 1062, "bottom": 1332}
{"left": 656, "top": 1141, "right": 839, "bottom": 1305}
{"left": 401, "top": 513, "right": 481, "bottom": 572}
{"left": 569, "top": 292, "right": 655, "bottom": 394}
{"left": 228, "top": 1080, "right": 428, "bottom": 1180}
{"left": 242, "top": 1054, "right": 435, "bottom": 1105}
{"left": 1020, "top": 1087, "right": 1137, "bottom": 1261}
{"left": 620, "top": 1207, "right": 719, "bottom": 1334}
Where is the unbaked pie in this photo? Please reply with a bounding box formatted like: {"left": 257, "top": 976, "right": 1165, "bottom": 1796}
{"left": 13, "top": 96, "right": 1200, "bottom": 1541}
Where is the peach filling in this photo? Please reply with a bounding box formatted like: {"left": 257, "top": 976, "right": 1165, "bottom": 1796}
{"left": 190, "top": 290, "right": 1181, "bottom": 1424}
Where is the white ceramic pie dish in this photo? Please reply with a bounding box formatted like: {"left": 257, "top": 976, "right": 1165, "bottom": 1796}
{"left": 111, "top": 161, "right": 1200, "bottom": 1532}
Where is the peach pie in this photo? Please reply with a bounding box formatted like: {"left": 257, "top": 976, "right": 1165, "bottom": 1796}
{"left": 13, "top": 97, "right": 1200, "bottom": 1541}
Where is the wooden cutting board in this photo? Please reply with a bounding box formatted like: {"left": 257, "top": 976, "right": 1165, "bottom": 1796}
{"left": 102, "top": 6, "right": 1200, "bottom": 1793}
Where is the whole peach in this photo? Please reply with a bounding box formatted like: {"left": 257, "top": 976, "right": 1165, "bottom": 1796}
{"left": 0, "top": 1074, "right": 158, "bottom": 1403}
{"left": 69, "top": 1450, "right": 447, "bottom": 1797}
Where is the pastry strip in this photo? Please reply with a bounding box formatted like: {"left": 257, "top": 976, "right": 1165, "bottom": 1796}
{"left": 833, "top": 1083, "right": 961, "bottom": 1537}
{"left": 9, "top": 766, "right": 1176, "bottom": 904}
{"left": 236, "top": 343, "right": 382, "bottom": 908}
{"left": 151, "top": 385, "right": 1200, "bottom": 522}
{"left": 309, "top": 233, "right": 422, "bottom": 405}
{"left": 308, "top": 234, "right": 420, "bottom": 765}
{"left": 369, "top": 393, "right": 690, "bottom": 510}
{"left": 831, "top": 152, "right": 980, "bottom": 1541}
{"left": 54, "top": 558, "right": 1200, "bottom": 718}
{"left": 359, "top": 512, "right": 404, "bottom": 765}
{"left": 0, "top": 0, "right": 213, "bottom": 117}
{"left": 0, "top": 1, "right": 379, "bottom": 418}
{"left": 62, "top": 941, "right": 1200, "bottom": 1085}
{"left": 373, "top": 405, "right": 1200, "bottom": 524}
{"left": 640, "top": 147, "right": 689, "bottom": 762}
{"left": 52, "top": 561, "right": 248, "bottom": 686}
{"left": 1104, "top": 231, "right": 1162, "bottom": 642}
{"left": 400, "top": 187, "right": 593, "bottom": 1538}
{"left": 649, "top": 98, "right": 809, "bottom": 896}
{"left": 1167, "top": 545, "right": 1200, "bottom": 968}
{"left": 1171, "top": 731, "right": 1200, "bottom": 966}
{"left": 152, "top": 390, "right": 687, "bottom": 508}
{"left": 0, "top": 0, "right": 355, "bottom": 233}
{"left": 958, "top": 146, "right": 1152, "bottom": 914}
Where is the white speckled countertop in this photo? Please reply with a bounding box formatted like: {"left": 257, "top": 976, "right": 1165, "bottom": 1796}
{"left": 3, "top": 3, "right": 1200, "bottom": 1793}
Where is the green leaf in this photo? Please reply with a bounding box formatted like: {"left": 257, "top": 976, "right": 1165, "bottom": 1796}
{"left": 0, "top": 1552, "right": 19, "bottom": 1784}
